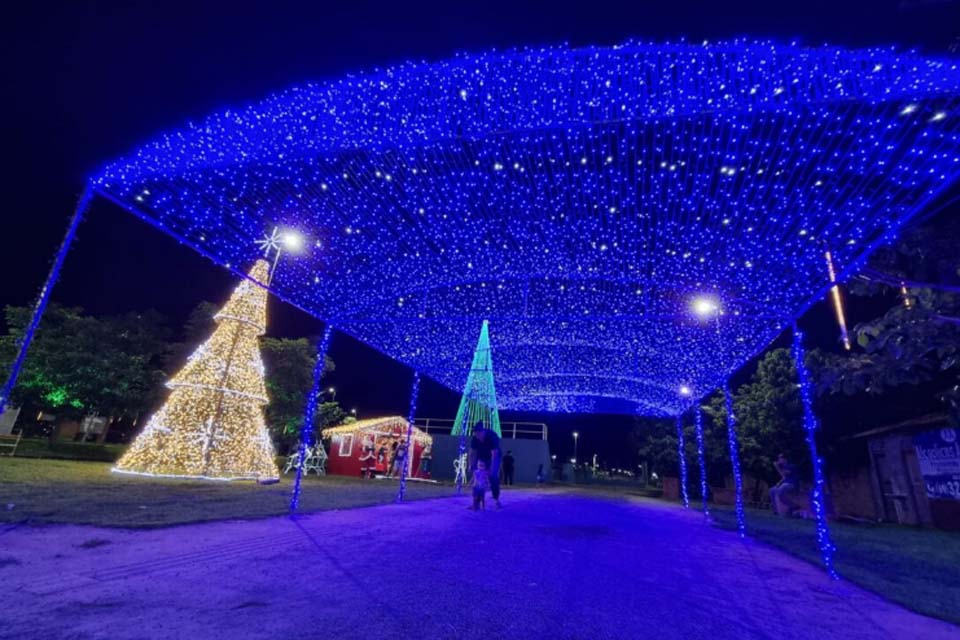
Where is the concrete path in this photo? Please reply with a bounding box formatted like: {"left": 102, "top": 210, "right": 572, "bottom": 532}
{"left": 2, "top": 490, "right": 957, "bottom": 639}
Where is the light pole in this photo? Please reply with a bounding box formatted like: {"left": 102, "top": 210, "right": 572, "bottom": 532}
{"left": 572, "top": 431, "right": 579, "bottom": 464}
{"left": 350, "top": 408, "right": 357, "bottom": 418}
{"left": 327, "top": 387, "right": 336, "bottom": 402}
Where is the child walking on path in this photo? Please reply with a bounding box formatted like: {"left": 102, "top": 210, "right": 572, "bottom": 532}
{"left": 471, "top": 460, "right": 491, "bottom": 510}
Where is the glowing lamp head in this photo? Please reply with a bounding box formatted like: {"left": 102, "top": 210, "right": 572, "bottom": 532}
{"left": 679, "top": 385, "right": 692, "bottom": 397}
{"left": 573, "top": 431, "right": 579, "bottom": 438}
{"left": 281, "top": 230, "right": 305, "bottom": 252}
{"left": 692, "top": 297, "right": 720, "bottom": 317}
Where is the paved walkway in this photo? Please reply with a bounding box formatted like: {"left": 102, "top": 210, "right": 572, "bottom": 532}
{"left": 3, "top": 490, "right": 957, "bottom": 639}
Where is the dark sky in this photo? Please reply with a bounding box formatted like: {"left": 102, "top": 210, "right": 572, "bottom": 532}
{"left": 3, "top": 0, "right": 958, "bottom": 466}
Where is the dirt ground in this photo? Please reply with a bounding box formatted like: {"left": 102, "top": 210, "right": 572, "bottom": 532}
{"left": 3, "top": 490, "right": 958, "bottom": 640}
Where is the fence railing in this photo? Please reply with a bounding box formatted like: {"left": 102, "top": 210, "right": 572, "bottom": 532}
{"left": 414, "top": 418, "right": 548, "bottom": 441}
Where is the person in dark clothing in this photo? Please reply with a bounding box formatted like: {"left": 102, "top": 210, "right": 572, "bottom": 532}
{"left": 502, "top": 450, "right": 515, "bottom": 486}
{"left": 469, "top": 423, "right": 502, "bottom": 507}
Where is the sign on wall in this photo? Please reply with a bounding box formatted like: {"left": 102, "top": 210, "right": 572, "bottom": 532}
{"left": 913, "top": 428, "right": 960, "bottom": 501}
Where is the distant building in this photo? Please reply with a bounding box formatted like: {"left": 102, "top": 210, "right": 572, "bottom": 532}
{"left": 836, "top": 414, "right": 960, "bottom": 531}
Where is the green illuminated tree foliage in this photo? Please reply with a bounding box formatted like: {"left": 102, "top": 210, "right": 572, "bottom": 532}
{"left": 0, "top": 305, "right": 169, "bottom": 423}
{"left": 452, "top": 320, "right": 501, "bottom": 438}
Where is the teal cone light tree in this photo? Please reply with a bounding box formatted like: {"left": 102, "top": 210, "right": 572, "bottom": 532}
{"left": 452, "top": 321, "right": 501, "bottom": 492}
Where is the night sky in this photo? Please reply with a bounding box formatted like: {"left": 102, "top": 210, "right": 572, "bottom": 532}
{"left": 3, "top": 1, "right": 959, "bottom": 466}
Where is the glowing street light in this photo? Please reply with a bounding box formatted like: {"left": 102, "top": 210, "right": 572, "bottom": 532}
{"left": 257, "top": 226, "right": 307, "bottom": 283}
{"left": 679, "top": 385, "right": 692, "bottom": 397}
{"left": 573, "top": 431, "right": 579, "bottom": 463}
{"left": 281, "top": 229, "right": 305, "bottom": 252}
{"left": 692, "top": 297, "right": 719, "bottom": 317}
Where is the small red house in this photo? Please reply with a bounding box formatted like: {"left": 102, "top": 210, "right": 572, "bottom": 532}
{"left": 323, "top": 416, "right": 433, "bottom": 479}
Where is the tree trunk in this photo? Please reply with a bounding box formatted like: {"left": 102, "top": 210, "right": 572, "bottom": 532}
{"left": 95, "top": 416, "right": 113, "bottom": 445}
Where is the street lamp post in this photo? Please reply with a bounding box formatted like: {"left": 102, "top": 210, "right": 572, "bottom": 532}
{"left": 327, "top": 387, "right": 336, "bottom": 402}
{"left": 573, "top": 431, "right": 579, "bottom": 464}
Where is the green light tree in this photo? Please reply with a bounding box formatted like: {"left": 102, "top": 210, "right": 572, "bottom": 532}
{"left": 451, "top": 321, "right": 501, "bottom": 490}
{"left": 452, "top": 320, "right": 502, "bottom": 438}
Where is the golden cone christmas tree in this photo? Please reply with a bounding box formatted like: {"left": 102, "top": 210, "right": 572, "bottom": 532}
{"left": 114, "top": 259, "right": 279, "bottom": 480}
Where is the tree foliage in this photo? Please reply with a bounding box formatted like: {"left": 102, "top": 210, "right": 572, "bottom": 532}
{"left": 815, "top": 215, "right": 960, "bottom": 423}
{"left": 0, "top": 305, "right": 170, "bottom": 420}
{"left": 703, "top": 349, "right": 809, "bottom": 487}
{"left": 260, "top": 336, "right": 338, "bottom": 451}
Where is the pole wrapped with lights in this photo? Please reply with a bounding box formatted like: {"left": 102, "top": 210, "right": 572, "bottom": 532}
{"left": 791, "top": 324, "right": 839, "bottom": 578}
{"left": 694, "top": 405, "right": 710, "bottom": 516}
{"left": 675, "top": 415, "right": 690, "bottom": 508}
{"left": 290, "top": 324, "right": 334, "bottom": 512}
{"left": 396, "top": 370, "right": 421, "bottom": 503}
{"left": 722, "top": 381, "right": 746, "bottom": 537}
{"left": 1, "top": 188, "right": 91, "bottom": 418}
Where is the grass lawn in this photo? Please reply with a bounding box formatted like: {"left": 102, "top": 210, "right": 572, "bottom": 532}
{"left": 11, "top": 437, "right": 125, "bottom": 462}
{"left": 711, "top": 505, "right": 960, "bottom": 625}
{"left": 0, "top": 457, "right": 454, "bottom": 528}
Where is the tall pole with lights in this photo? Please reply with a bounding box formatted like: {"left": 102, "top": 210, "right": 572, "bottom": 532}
{"left": 693, "top": 295, "right": 743, "bottom": 532}
{"left": 572, "top": 431, "right": 579, "bottom": 464}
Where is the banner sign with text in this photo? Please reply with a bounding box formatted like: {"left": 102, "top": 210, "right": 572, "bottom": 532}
{"left": 913, "top": 427, "right": 960, "bottom": 501}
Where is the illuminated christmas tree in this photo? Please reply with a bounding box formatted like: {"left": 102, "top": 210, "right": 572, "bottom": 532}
{"left": 452, "top": 321, "right": 502, "bottom": 439}
{"left": 113, "top": 259, "right": 279, "bottom": 481}
{"left": 451, "top": 321, "right": 501, "bottom": 489}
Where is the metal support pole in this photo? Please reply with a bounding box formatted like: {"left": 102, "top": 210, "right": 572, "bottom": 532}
{"left": 290, "top": 325, "right": 333, "bottom": 513}
{"left": 1, "top": 188, "right": 92, "bottom": 416}
{"left": 792, "top": 324, "right": 839, "bottom": 579}
{"left": 694, "top": 405, "right": 710, "bottom": 517}
{"left": 395, "top": 371, "right": 420, "bottom": 503}
{"left": 723, "top": 381, "right": 746, "bottom": 538}
{"left": 675, "top": 415, "right": 690, "bottom": 508}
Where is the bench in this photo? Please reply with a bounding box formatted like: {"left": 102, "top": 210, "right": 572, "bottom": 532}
{"left": 0, "top": 430, "right": 22, "bottom": 456}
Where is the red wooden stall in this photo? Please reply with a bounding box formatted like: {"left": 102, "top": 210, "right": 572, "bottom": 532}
{"left": 323, "top": 416, "right": 433, "bottom": 479}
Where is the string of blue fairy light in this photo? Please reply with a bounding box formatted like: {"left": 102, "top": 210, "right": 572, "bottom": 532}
{"left": 723, "top": 381, "right": 747, "bottom": 538}
{"left": 694, "top": 405, "right": 710, "bottom": 517}
{"left": 290, "top": 325, "right": 333, "bottom": 513}
{"left": 675, "top": 415, "right": 690, "bottom": 508}
{"left": 792, "top": 325, "right": 839, "bottom": 578}
{"left": 89, "top": 40, "right": 960, "bottom": 416}
{"left": 395, "top": 370, "right": 420, "bottom": 503}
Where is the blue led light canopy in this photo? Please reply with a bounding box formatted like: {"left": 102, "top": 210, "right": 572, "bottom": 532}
{"left": 91, "top": 40, "right": 960, "bottom": 416}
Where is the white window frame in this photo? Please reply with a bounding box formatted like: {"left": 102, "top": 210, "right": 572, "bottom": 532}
{"left": 339, "top": 434, "right": 354, "bottom": 457}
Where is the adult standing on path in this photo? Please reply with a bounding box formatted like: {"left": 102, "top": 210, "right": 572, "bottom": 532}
{"left": 469, "top": 423, "right": 502, "bottom": 508}
{"left": 502, "top": 450, "right": 515, "bottom": 486}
